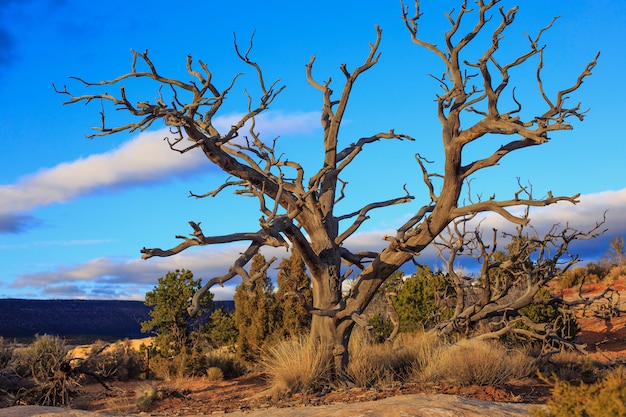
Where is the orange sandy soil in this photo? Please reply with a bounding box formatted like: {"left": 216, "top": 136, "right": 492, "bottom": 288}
{"left": 8, "top": 279, "right": 626, "bottom": 415}
{"left": 564, "top": 279, "right": 626, "bottom": 364}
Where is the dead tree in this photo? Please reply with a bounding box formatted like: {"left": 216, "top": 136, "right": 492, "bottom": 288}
{"left": 432, "top": 207, "right": 610, "bottom": 355}
{"left": 55, "top": 1, "right": 599, "bottom": 378}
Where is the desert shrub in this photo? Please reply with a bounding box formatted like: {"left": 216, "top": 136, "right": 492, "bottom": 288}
{"left": 135, "top": 383, "right": 161, "bottom": 412}
{"left": 347, "top": 330, "right": 393, "bottom": 387}
{"left": 559, "top": 266, "right": 586, "bottom": 289}
{"left": 347, "top": 329, "right": 421, "bottom": 388}
{"left": 261, "top": 335, "right": 332, "bottom": 395}
{"left": 368, "top": 313, "right": 395, "bottom": 343}
{"left": 234, "top": 253, "right": 279, "bottom": 364}
{"left": 533, "top": 366, "right": 626, "bottom": 417}
{"left": 393, "top": 265, "right": 453, "bottom": 333}
{"left": 539, "top": 351, "right": 597, "bottom": 383}
{"left": 205, "top": 349, "right": 248, "bottom": 379}
{"left": 416, "top": 338, "right": 536, "bottom": 387}
{"left": 585, "top": 262, "right": 610, "bottom": 283}
{"left": 396, "top": 331, "right": 444, "bottom": 375}
{"left": 520, "top": 288, "right": 580, "bottom": 340}
{"left": 206, "top": 366, "right": 224, "bottom": 381}
{"left": 11, "top": 335, "right": 78, "bottom": 406}
{"left": 605, "top": 264, "right": 626, "bottom": 282}
{"left": 148, "top": 348, "right": 207, "bottom": 380}
{"left": 12, "top": 335, "right": 67, "bottom": 382}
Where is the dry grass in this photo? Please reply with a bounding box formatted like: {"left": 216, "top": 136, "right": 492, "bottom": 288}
{"left": 261, "top": 335, "right": 332, "bottom": 395}
{"left": 262, "top": 330, "right": 538, "bottom": 393}
{"left": 538, "top": 349, "right": 591, "bottom": 382}
{"left": 416, "top": 338, "right": 536, "bottom": 387}
{"left": 347, "top": 330, "right": 441, "bottom": 388}
{"left": 206, "top": 366, "right": 225, "bottom": 381}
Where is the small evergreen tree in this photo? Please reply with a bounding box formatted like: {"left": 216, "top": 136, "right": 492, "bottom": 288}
{"left": 207, "top": 307, "right": 238, "bottom": 347}
{"left": 141, "top": 269, "right": 213, "bottom": 356}
{"left": 234, "top": 253, "right": 278, "bottom": 363}
{"left": 366, "top": 270, "right": 404, "bottom": 342}
{"left": 393, "top": 265, "right": 452, "bottom": 333}
{"left": 275, "top": 251, "right": 312, "bottom": 338}
{"left": 520, "top": 288, "right": 580, "bottom": 341}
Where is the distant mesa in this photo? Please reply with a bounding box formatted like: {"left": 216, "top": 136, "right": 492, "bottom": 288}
{"left": 0, "top": 299, "right": 234, "bottom": 341}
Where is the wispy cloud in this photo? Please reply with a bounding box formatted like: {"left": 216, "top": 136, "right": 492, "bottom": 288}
{"left": 0, "top": 111, "right": 321, "bottom": 234}
{"left": 12, "top": 188, "right": 624, "bottom": 300}
{"left": 0, "top": 129, "right": 206, "bottom": 215}
{"left": 10, "top": 244, "right": 292, "bottom": 301}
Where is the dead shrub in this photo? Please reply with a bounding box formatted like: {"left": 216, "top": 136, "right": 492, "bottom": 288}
{"left": 11, "top": 335, "right": 78, "bottom": 406}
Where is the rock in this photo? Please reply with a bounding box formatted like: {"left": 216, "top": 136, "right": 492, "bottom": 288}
{"left": 0, "top": 394, "right": 545, "bottom": 417}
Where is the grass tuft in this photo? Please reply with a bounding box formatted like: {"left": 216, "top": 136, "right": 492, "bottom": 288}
{"left": 261, "top": 335, "right": 332, "bottom": 395}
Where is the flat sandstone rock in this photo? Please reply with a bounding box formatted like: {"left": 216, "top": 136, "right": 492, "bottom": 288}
{"left": 0, "top": 394, "right": 544, "bottom": 417}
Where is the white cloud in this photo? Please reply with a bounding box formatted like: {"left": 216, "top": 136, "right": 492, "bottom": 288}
{"left": 0, "top": 110, "right": 321, "bottom": 233}
{"left": 0, "top": 128, "right": 206, "bottom": 217}
{"left": 9, "top": 188, "right": 626, "bottom": 300}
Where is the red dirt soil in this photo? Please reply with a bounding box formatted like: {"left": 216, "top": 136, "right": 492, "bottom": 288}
{"left": 70, "top": 374, "right": 553, "bottom": 416}
{"left": 568, "top": 279, "right": 626, "bottom": 363}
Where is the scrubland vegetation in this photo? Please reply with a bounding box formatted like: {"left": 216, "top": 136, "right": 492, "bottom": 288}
{"left": 0, "top": 237, "right": 624, "bottom": 411}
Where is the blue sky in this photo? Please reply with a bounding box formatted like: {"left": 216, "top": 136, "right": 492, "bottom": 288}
{"left": 1, "top": 0, "right": 625, "bottom": 301}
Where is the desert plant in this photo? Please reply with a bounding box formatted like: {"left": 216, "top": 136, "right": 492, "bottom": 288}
{"left": 274, "top": 250, "right": 312, "bottom": 339}
{"left": 393, "top": 265, "right": 453, "bottom": 333}
{"left": 520, "top": 288, "right": 581, "bottom": 341}
{"left": 538, "top": 350, "right": 598, "bottom": 384}
{"left": 347, "top": 329, "right": 416, "bottom": 388}
{"left": 416, "top": 338, "right": 536, "bottom": 387}
{"left": 261, "top": 335, "right": 331, "bottom": 395}
{"left": 135, "top": 384, "right": 160, "bottom": 412}
{"left": 205, "top": 349, "right": 248, "bottom": 379}
{"left": 396, "top": 331, "right": 444, "bottom": 376}
{"left": 534, "top": 366, "right": 626, "bottom": 417}
{"left": 206, "top": 366, "right": 224, "bottom": 381}
{"left": 59, "top": 0, "right": 599, "bottom": 382}
{"left": 11, "top": 334, "right": 78, "bottom": 406}
{"left": 368, "top": 313, "right": 395, "bottom": 344}
{"left": 141, "top": 269, "right": 213, "bottom": 355}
